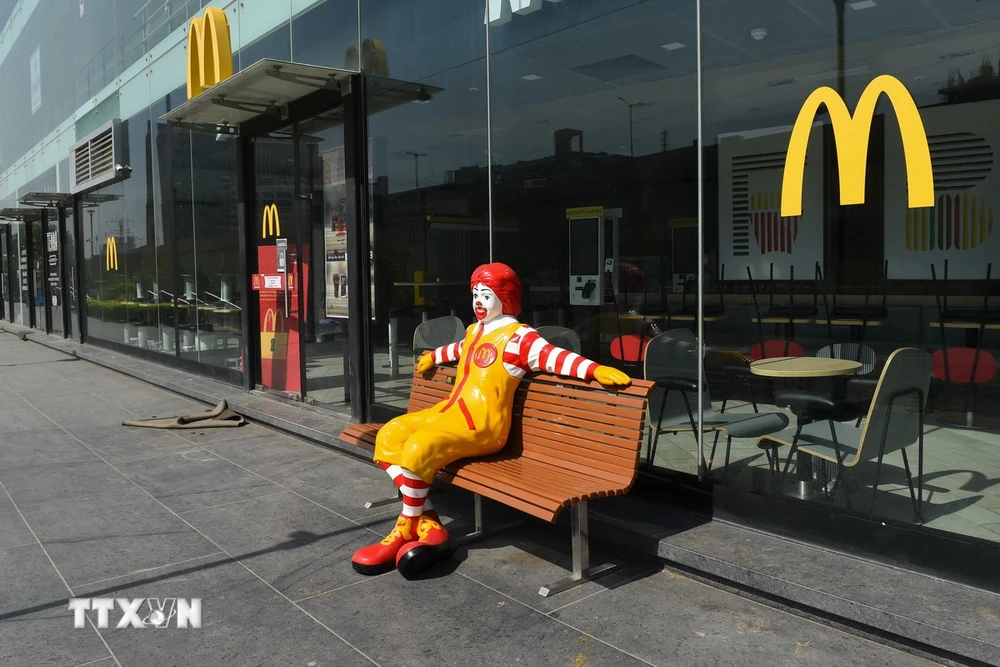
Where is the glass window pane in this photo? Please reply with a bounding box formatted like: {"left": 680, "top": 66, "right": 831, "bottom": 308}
{"left": 702, "top": 0, "right": 1000, "bottom": 546}
{"left": 488, "top": 1, "right": 699, "bottom": 473}
{"left": 363, "top": 0, "right": 490, "bottom": 416}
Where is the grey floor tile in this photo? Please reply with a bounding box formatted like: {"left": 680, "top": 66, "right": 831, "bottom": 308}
{"left": 299, "top": 569, "right": 647, "bottom": 667}
{"left": 31, "top": 494, "right": 218, "bottom": 587}
{"left": 266, "top": 453, "right": 407, "bottom": 520}
{"left": 0, "top": 494, "right": 34, "bottom": 551}
{"left": 552, "top": 569, "right": 940, "bottom": 667}
{"left": 452, "top": 522, "right": 661, "bottom": 613}
{"left": 181, "top": 490, "right": 397, "bottom": 602}
{"left": 0, "top": 460, "right": 131, "bottom": 507}
{"left": 0, "top": 609, "right": 112, "bottom": 667}
{"left": 0, "top": 429, "right": 96, "bottom": 469}
{"left": 114, "top": 450, "right": 280, "bottom": 514}
{"left": 199, "top": 432, "right": 340, "bottom": 481}
{"left": 73, "top": 557, "right": 373, "bottom": 667}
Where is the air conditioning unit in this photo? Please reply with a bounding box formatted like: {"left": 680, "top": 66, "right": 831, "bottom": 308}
{"left": 69, "top": 118, "right": 127, "bottom": 194}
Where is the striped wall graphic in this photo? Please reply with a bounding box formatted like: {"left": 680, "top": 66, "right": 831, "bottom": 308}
{"left": 905, "top": 133, "right": 995, "bottom": 252}
{"left": 751, "top": 192, "right": 801, "bottom": 255}
{"left": 905, "top": 193, "right": 995, "bottom": 251}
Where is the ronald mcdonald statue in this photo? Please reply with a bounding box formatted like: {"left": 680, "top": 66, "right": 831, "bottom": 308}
{"left": 352, "top": 262, "right": 631, "bottom": 579}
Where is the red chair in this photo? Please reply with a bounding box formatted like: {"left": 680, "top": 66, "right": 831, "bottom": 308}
{"left": 609, "top": 334, "right": 652, "bottom": 364}
{"left": 749, "top": 339, "right": 804, "bottom": 362}
{"left": 930, "top": 260, "right": 996, "bottom": 427}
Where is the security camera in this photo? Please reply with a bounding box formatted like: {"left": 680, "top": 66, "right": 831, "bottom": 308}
{"left": 751, "top": 28, "right": 767, "bottom": 40}
{"left": 114, "top": 164, "right": 132, "bottom": 174}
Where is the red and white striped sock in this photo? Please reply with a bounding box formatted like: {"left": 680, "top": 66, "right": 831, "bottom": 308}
{"left": 378, "top": 462, "right": 429, "bottom": 517}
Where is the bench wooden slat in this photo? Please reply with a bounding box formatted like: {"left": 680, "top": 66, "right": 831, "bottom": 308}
{"left": 516, "top": 406, "right": 643, "bottom": 440}
{"left": 516, "top": 416, "right": 642, "bottom": 451}
{"left": 449, "top": 460, "right": 600, "bottom": 506}
{"left": 462, "top": 457, "right": 625, "bottom": 500}
{"left": 515, "top": 388, "right": 645, "bottom": 421}
{"left": 516, "top": 450, "right": 635, "bottom": 487}
{"left": 438, "top": 470, "right": 561, "bottom": 521}
{"left": 515, "top": 395, "right": 645, "bottom": 431}
{"left": 512, "top": 436, "right": 638, "bottom": 479}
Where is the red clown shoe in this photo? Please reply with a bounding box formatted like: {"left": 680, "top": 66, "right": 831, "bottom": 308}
{"left": 395, "top": 512, "right": 454, "bottom": 580}
{"left": 351, "top": 515, "right": 418, "bottom": 575}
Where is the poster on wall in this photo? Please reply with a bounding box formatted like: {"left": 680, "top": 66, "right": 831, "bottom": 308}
{"left": 322, "top": 147, "right": 349, "bottom": 318}
{"left": 322, "top": 142, "right": 379, "bottom": 319}
{"left": 884, "top": 99, "right": 1000, "bottom": 280}
{"left": 717, "top": 126, "right": 825, "bottom": 281}
{"left": 29, "top": 46, "right": 41, "bottom": 114}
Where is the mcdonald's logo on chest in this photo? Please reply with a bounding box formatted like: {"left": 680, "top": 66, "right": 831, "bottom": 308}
{"left": 473, "top": 343, "right": 498, "bottom": 368}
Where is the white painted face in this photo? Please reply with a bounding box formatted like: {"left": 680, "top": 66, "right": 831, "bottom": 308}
{"left": 472, "top": 283, "right": 503, "bottom": 323}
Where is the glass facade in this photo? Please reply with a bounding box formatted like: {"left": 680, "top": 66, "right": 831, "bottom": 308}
{"left": 2, "top": 0, "right": 1000, "bottom": 566}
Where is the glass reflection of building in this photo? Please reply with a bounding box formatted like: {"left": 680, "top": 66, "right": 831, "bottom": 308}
{"left": 0, "top": 0, "right": 999, "bottom": 599}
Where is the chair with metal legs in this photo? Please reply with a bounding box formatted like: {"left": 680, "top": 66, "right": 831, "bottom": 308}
{"left": 756, "top": 348, "right": 932, "bottom": 521}
{"left": 644, "top": 329, "right": 788, "bottom": 480}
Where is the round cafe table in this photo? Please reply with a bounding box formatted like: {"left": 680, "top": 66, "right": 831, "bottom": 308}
{"left": 749, "top": 356, "right": 862, "bottom": 378}
{"left": 750, "top": 356, "right": 863, "bottom": 499}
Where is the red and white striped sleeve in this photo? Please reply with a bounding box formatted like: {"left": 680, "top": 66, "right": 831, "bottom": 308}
{"left": 432, "top": 339, "right": 464, "bottom": 365}
{"left": 502, "top": 325, "right": 597, "bottom": 380}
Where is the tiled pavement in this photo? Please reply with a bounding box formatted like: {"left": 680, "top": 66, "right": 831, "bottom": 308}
{"left": 0, "top": 332, "right": 950, "bottom": 667}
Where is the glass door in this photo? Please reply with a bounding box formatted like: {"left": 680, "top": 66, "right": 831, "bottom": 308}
{"left": 299, "top": 110, "right": 352, "bottom": 413}
{"left": 46, "top": 212, "right": 64, "bottom": 335}
{"left": 253, "top": 133, "right": 303, "bottom": 397}
{"left": 250, "top": 110, "right": 355, "bottom": 412}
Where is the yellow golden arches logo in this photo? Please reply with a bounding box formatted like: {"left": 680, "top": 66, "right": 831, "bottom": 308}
{"left": 262, "top": 203, "right": 281, "bottom": 239}
{"left": 187, "top": 7, "right": 234, "bottom": 100}
{"left": 105, "top": 236, "right": 119, "bottom": 271}
{"left": 781, "top": 74, "right": 934, "bottom": 218}
{"left": 345, "top": 38, "right": 389, "bottom": 77}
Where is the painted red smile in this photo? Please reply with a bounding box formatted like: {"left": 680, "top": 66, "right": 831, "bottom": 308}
{"left": 474, "top": 306, "right": 488, "bottom": 319}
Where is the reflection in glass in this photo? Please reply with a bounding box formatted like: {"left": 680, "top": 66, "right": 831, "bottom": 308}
{"left": 488, "top": 1, "right": 698, "bottom": 472}
{"left": 362, "top": 0, "right": 490, "bottom": 415}
{"left": 701, "top": 0, "right": 1000, "bottom": 546}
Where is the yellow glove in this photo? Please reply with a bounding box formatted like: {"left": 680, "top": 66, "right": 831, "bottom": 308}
{"left": 416, "top": 352, "right": 435, "bottom": 373}
{"left": 593, "top": 365, "right": 632, "bottom": 387}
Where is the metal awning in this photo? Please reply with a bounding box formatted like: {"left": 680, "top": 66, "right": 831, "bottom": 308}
{"left": 81, "top": 193, "right": 121, "bottom": 205}
{"left": 0, "top": 208, "right": 44, "bottom": 222}
{"left": 160, "top": 58, "right": 442, "bottom": 134}
{"left": 19, "top": 192, "right": 73, "bottom": 208}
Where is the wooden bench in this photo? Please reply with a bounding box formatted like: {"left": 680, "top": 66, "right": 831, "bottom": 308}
{"left": 340, "top": 364, "right": 653, "bottom": 596}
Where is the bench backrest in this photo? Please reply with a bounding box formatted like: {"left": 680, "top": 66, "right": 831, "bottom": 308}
{"left": 407, "top": 366, "right": 654, "bottom": 487}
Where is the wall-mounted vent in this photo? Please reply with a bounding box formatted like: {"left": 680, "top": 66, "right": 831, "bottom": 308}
{"left": 69, "top": 119, "right": 126, "bottom": 194}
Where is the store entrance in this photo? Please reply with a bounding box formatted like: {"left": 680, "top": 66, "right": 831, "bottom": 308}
{"left": 251, "top": 109, "right": 352, "bottom": 411}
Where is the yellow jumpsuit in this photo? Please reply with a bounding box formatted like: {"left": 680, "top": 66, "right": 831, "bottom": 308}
{"left": 374, "top": 321, "right": 523, "bottom": 483}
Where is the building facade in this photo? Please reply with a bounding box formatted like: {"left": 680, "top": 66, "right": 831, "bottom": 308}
{"left": 2, "top": 0, "right": 999, "bottom": 586}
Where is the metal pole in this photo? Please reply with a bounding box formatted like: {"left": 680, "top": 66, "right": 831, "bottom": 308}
{"left": 696, "top": 0, "right": 705, "bottom": 483}
{"left": 835, "top": 0, "right": 846, "bottom": 97}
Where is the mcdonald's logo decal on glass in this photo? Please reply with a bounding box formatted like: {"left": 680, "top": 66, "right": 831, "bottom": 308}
{"left": 781, "top": 74, "right": 934, "bottom": 217}
{"left": 906, "top": 193, "right": 995, "bottom": 252}
{"left": 751, "top": 192, "right": 800, "bottom": 255}
{"left": 262, "top": 204, "right": 281, "bottom": 239}
{"left": 106, "top": 237, "right": 119, "bottom": 271}
{"left": 187, "top": 7, "right": 233, "bottom": 100}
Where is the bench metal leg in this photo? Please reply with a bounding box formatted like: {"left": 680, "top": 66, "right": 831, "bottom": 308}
{"left": 538, "top": 501, "right": 621, "bottom": 597}
{"left": 363, "top": 487, "right": 402, "bottom": 509}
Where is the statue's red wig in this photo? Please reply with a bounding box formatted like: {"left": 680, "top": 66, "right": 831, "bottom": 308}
{"left": 470, "top": 262, "right": 522, "bottom": 316}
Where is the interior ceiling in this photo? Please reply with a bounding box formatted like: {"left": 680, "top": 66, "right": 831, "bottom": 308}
{"left": 375, "top": 0, "right": 1000, "bottom": 184}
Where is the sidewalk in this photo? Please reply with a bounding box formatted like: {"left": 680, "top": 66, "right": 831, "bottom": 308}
{"left": 0, "top": 332, "right": 955, "bottom": 667}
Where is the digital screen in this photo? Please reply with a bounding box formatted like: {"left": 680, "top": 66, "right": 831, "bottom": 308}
{"left": 570, "top": 218, "right": 600, "bottom": 274}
